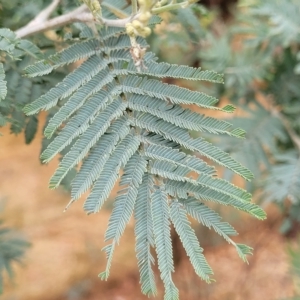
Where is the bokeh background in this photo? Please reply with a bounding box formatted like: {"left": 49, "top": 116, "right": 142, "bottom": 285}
{"left": 1, "top": 0, "right": 300, "bottom": 299}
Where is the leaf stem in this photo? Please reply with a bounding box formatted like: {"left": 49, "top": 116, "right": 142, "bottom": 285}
{"left": 15, "top": 4, "right": 141, "bottom": 39}
{"left": 15, "top": 0, "right": 189, "bottom": 39}
{"left": 132, "top": 0, "right": 138, "bottom": 15}
{"left": 152, "top": 1, "right": 189, "bottom": 14}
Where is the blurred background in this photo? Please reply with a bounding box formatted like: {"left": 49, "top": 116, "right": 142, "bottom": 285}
{"left": 1, "top": 0, "right": 300, "bottom": 299}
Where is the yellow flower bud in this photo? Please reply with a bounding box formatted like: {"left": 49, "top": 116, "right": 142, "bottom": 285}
{"left": 132, "top": 20, "right": 143, "bottom": 30}
{"left": 126, "top": 24, "right": 136, "bottom": 36}
{"left": 140, "top": 27, "right": 151, "bottom": 37}
{"left": 137, "top": 0, "right": 146, "bottom": 6}
{"left": 139, "top": 12, "right": 152, "bottom": 23}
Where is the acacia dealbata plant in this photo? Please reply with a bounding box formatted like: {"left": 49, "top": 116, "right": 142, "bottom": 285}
{"left": 0, "top": 0, "right": 266, "bottom": 298}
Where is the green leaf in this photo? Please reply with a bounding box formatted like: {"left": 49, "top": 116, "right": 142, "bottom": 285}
{"left": 151, "top": 189, "right": 179, "bottom": 300}
{"left": 128, "top": 94, "right": 244, "bottom": 137}
{"left": 134, "top": 173, "right": 157, "bottom": 296}
{"left": 170, "top": 200, "right": 213, "bottom": 282}
{"left": 100, "top": 154, "right": 148, "bottom": 280}
{"left": 132, "top": 112, "right": 253, "bottom": 180}
{"left": 122, "top": 76, "right": 233, "bottom": 112}
{"left": 83, "top": 133, "right": 140, "bottom": 214}
{"left": 166, "top": 180, "right": 266, "bottom": 220}
{"left": 71, "top": 117, "right": 130, "bottom": 200}
{"left": 48, "top": 99, "right": 127, "bottom": 187}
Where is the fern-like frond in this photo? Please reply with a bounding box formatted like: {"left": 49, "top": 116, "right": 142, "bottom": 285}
{"left": 143, "top": 133, "right": 181, "bottom": 150}
{"left": 127, "top": 55, "right": 224, "bottom": 83}
{"left": 99, "top": 243, "right": 116, "bottom": 281}
{"left": 71, "top": 117, "right": 130, "bottom": 200}
{"left": 24, "top": 39, "right": 101, "bottom": 77}
{"left": 44, "top": 71, "right": 116, "bottom": 138}
{"left": 149, "top": 159, "right": 251, "bottom": 205}
{"left": 195, "top": 173, "right": 251, "bottom": 202}
{"left": 48, "top": 99, "right": 126, "bottom": 187}
{"left": 105, "top": 153, "right": 147, "bottom": 243}
{"left": 165, "top": 180, "right": 266, "bottom": 220}
{"left": 144, "top": 143, "right": 216, "bottom": 175}
{"left": 151, "top": 189, "right": 179, "bottom": 300}
{"left": 128, "top": 94, "right": 245, "bottom": 137}
{"left": 83, "top": 133, "right": 140, "bottom": 214}
{"left": 24, "top": 55, "right": 107, "bottom": 114}
{"left": 180, "top": 197, "right": 252, "bottom": 262}
{"left": 100, "top": 154, "right": 147, "bottom": 280}
{"left": 170, "top": 200, "right": 213, "bottom": 282}
{"left": 43, "top": 95, "right": 122, "bottom": 163}
{"left": 150, "top": 160, "right": 191, "bottom": 181}
{"left": 20, "top": 17, "right": 266, "bottom": 298}
{"left": 131, "top": 112, "right": 253, "bottom": 180}
{"left": 121, "top": 76, "right": 234, "bottom": 112}
{"left": 24, "top": 37, "right": 133, "bottom": 78}
{"left": 181, "top": 197, "right": 237, "bottom": 241}
{"left": 134, "top": 173, "right": 157, "bottom": 297}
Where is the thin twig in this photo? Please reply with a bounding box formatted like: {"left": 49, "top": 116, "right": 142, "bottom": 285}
{"left": 131, "top": 0, "right": 138, "bottom": 15}
{"left": 15, "top": 5, "right": 90, "bottom": 38}
{"left": 101, "top": 2, "right": 129, "bottom": 18}
{"left": 29, "top": 0, "right": 62, "bottom": 25}
{"left": 14, "top": 0, "right": 189, "bottom": 39}
{"left": 15, "top": 4, "right": 141, "bottom": 39}
{"left": 152, "top": 1, "right": 189, "bottom": 14}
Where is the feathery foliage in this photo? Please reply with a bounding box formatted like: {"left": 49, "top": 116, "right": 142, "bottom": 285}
{"left": 0, "top": 0, "right": 267, "bottom": 298}
{"left": 23, "top": 19, "right": 264, "bottom": 297}
{"left": 196, "top": 0, "right": 300, "bottom": 232}
{"left": 0, "top": 211, "right": 30, "bottom": 294}
{"left": 0, "top": 27, "right": 60, "bottom": 142}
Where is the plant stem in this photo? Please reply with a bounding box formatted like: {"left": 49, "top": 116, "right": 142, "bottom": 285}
{"left": 30, "top": 0, "right": 62, "bottom": 24}
{"left": 15, "top": 4, "right": 141, "bottom": 39}
{"left": 132, "top": 0, "right": 138, "bottom": 15}
{"left": 15, "top": 0, "right": 187, "bottom": 39}
{"left": 152, "top": 1, "right": 189, "bottom": 14}
{"left": 101, "top": 2, "right": 129, "bottom": 18}
{"left": 15, "top": 5, "right": 89, "bottom": 38}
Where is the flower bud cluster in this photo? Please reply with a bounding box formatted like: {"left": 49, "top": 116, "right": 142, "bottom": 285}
{"left": 82, "top": 0, "right": 102, "bottom": 18}
{"left": 126, "top": 0, "right": 153, "bottom": 38}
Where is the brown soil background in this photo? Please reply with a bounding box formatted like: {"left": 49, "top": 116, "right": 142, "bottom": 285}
{"left": 0, "top": 113, "right": 298, "bottom": 300}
